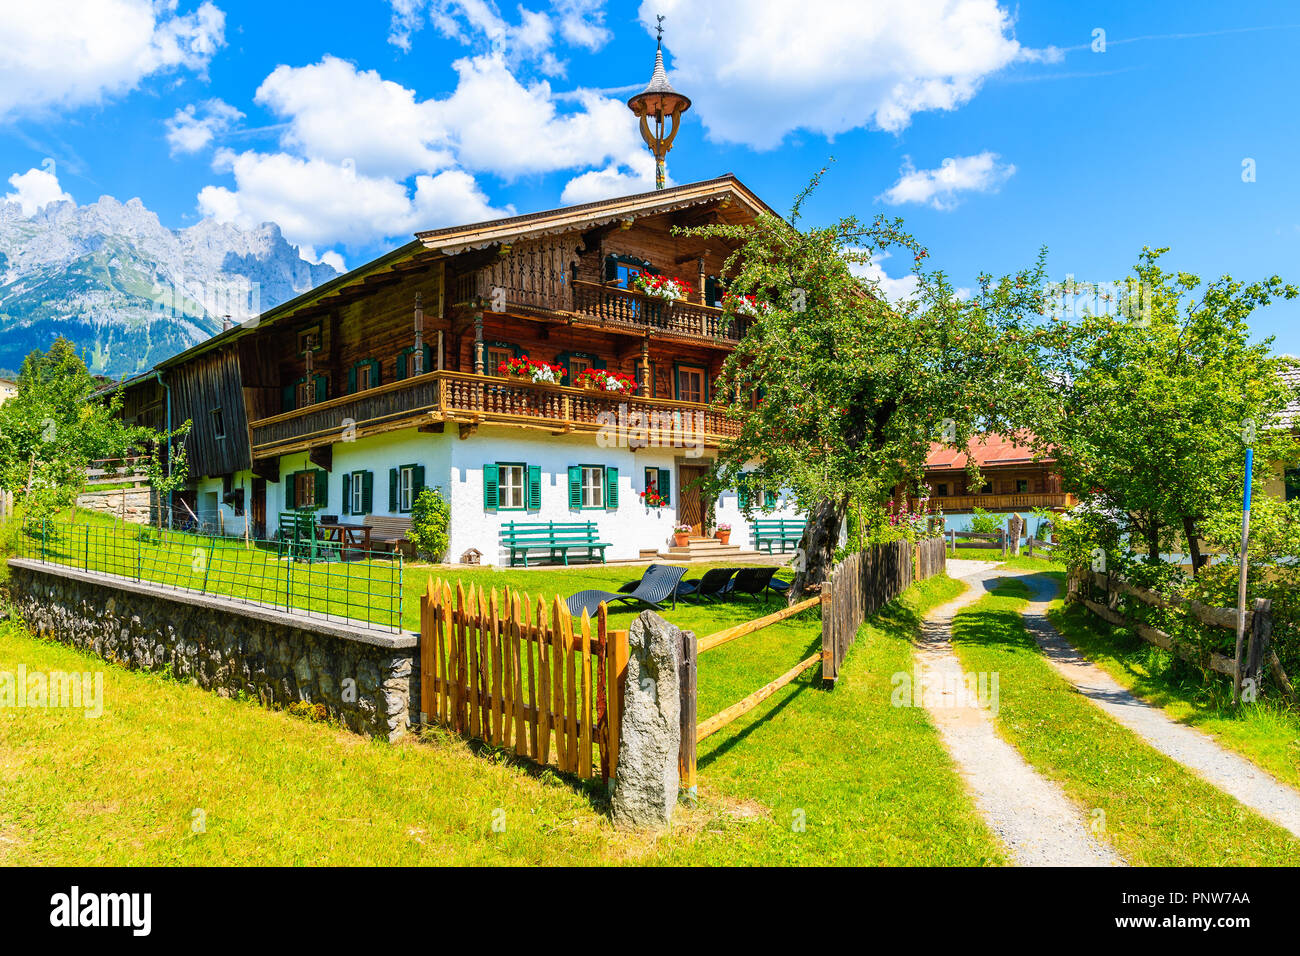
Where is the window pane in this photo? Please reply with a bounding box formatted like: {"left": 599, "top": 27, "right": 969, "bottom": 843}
{"left": 499, "top": 465, "right": 524, "bottom": 509}
{"left": 582, "top": 466, "right": 603, "bottom": 508}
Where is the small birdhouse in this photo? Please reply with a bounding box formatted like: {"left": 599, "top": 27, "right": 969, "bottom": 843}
{"left": 460, "top": 548, "right": 482, "bottom": 565}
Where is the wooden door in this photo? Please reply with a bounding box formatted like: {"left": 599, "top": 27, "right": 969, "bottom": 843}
{"left": 251, "top": 478, "right": 267, "bottom": 539}
{"left": 678, "top": 465, "right": 707, "bottom": 536}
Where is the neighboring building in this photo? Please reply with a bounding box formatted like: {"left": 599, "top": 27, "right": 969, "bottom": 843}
{"left": 1263, "top": 357, "right": 1300, "bottom": 502}
{"left": 918, "top": 434, "right": 1073, "bottom": 535}
{"left": 0, "top": 378, "right": 16, "bottom": 404}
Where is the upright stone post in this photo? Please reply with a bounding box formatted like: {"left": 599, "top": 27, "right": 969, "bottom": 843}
{"left": 611, "top": 611, "right": 682, "bottom": 830}
{"left": 1008, "top": 513, "right": 1024, "bottom": 557}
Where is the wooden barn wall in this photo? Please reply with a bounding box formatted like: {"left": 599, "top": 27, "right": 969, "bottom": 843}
{"left": 259, "top": 265, "right": 445, "bottom": 406}
{"left": 168, "top": 346, "right": 250, "bottom": 478}
{"left": 929, "top": 465, "right": 1060, "bottom": 496}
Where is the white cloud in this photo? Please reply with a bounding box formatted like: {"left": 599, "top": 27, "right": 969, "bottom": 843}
{"left": 0, "top": 0, "right": 225, "bottom": 121}
{"left": 560, "top": 153, "right": 659, "bottom": 205}
{"left": 196, "top": 150, "right": 513, "bottom": 250}
{"left": 254, "top": 56, "right": 453, "bottom": 179}
{"left": 878, "top": 152, "right": 1016, "bottom": 210}
{"left": 166, "top": 98, "right": 243, "bottom": 155}
{"left": 848, "top": 250, "right": 918, "bottom": 304}
{"left": 637, "top": 0, "right": 1044, "bottom": 148}
{"left": 386, "top": 0, "right": 609, "bottom": 70}
{"left": 4, "top": 166, "right": 73, "bottom": 215}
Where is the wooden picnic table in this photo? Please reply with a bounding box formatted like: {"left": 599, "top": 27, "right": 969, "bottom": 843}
{"left": 318, "top": 521, "right": 372, "bottom": 556}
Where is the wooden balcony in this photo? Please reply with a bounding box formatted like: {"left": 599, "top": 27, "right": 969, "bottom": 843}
{"left": 930, "top": 493, "right": 1077, "bottom": 512}
{"left": 452, "top": 267, "right": 750, "bottom": 345}
{"left": 249, "top": 370, "right": 742, "bottom": 458}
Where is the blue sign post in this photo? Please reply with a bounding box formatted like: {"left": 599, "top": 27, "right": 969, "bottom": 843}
{"left": 1233, "top": 448, "right": 1253, "bottom": 702}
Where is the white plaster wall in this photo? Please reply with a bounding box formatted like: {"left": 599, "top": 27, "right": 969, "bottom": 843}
{"left": 195, "top": 470, "right": 250, "bottom": 537}
{"left": 260, "top": 424, "right": 805, "bottom": 563}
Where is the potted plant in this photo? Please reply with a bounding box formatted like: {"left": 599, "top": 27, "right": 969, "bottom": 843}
{"left": 498, "top": 355, "right": 567, "bottom": 385}
{"left": 632, "top": 271, "right": 691, "bottom": 302}
{"left": 673, "top": 522, "right": 692, "bottom": 547}
{"left": 714, "top": 522, "right": 731, "bottom": 545}
{"left": 640, "top": 488, "right": 667, "bottom": 509}
{"left": 576, "top": 367, "right": 636, "bottom": 395}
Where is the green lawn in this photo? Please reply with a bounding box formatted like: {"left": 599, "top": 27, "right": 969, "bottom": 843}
{"left": 949, "top": 578, "right": 1300, "bottom": 865}
{"left": 0, "top": 572, "right": 1005, "bottom": 865}
{"left": 1049, "top": 593, "right": 1300, "bottom": 792}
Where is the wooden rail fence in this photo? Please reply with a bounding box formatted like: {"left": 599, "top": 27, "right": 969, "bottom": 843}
{"left": 821, "top": 537, "right": 946, "bottom": 684}
{"left": 1070, "top": 569, "right": 1298, "bottom": 704}
{"left": 419, "top": 578, "right": 629, "bottom": 782}
{"left": 420, "top": 539, "right": 950, "bottom": 794}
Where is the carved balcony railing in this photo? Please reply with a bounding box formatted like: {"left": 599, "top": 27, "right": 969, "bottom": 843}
{"left": 249, "top": 371, "right": 741, "bottom": 458}
{"left": 569, "top": 280, "right": 749, "bottom": 342}
{"left": 927, "top": 493, "right": 1076, "bottom": 512}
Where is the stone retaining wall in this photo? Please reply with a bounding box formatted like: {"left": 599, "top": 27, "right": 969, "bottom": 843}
{"left": 5, "top": 559, "right": 419, "bottom": 741}
{"left": 75, "top": 485, "right": 155, "bottom": 524}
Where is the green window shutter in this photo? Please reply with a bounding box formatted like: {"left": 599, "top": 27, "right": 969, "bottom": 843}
{"left": 594, "top": 355, "right": 607, "bottom": 370}
{"left": 341, "top": 473, "right": 352, "bottom": 515}
{"left": 285, "top": 471, "right": 295, "bottom": 510}
{"left": 738, "top": 484, "right": 750, "bottom": 511}
{"left": 314, "top": 469, "right": 328, "bottom": 508}
{"left": 483, "top": 464, "right": 498, "bottom": 511}
{"left": 347, "top": 364, "right": 357, "bottom": 394}
{"left": 568, "top": 466, "right": 582, "bottom": 510}
{"left": 413, "top": 464, "right": 426, "bottom": 499}
{"left": 282, "top": 384, "right": 295, "bottom": 412}
{"left": 605, "top": 466, "right": 618, "bottom": 510}
{"left": 603, "top": 255, "right": 617, "bottom": 282}
{"left": 396, "top": 349, "right": 408, "bottom": 381}
{"left": 527, "top": 464, "right": 541, "bottom": 511}
{"left": 361, "top": 471, "right": 374, "bottom": 513}
{"left": 555, "top": 351, "right": 571, "bottom": 377}
{"left": 388, "top": 468, "right": 398, "bottom": 511}
{"left": 423, "top": 344, "right": 434, "bottom": 374}
{"left": 314, "top": 375, "right": 328, "bottom": 403}
{"left": 369, "top": 358, "right": 382, "bottom": 386}
{"left": 658, "top": 468, "right": 671, "bottom": 505}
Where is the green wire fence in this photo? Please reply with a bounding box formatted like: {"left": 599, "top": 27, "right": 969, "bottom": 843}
{"left": 19, "top": 516, "right": 404, "bottom": 632}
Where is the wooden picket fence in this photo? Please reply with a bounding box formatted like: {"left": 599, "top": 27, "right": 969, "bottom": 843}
{"left": 822, "top": 537, "right": 945, "bottom": 684}
{"left": 419, "top": 578, "right": 629, "bottom": 782}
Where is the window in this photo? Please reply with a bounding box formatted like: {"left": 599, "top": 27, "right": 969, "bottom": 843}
{"left": 676, "top": 364, "right": 706, "bottom": 403}
{"left": 936, "top": 483, "right": 948, "bottom": 497}
{"left": 298, "top": 326, "right": 322, "bottom": 355}
{"left": 487, "top": 345, "right": 516, "bottom": 374}
{"left": 1016, "top": 479, "right": 1030, "bottom": 494}
{"left": 210, "top": 406, "right": 226, "bottom": 439}
{"left": 398, "top": 466, "right": 415, "bottom": 512}
{"left": 1287, "top": 468, "right": 1300, "bottom": 502}
{"left": 498, "top": 464, "right": 526, "bottom": 510}
{"left": 980, "top": 482, "right": 993, "bottom": 495}
{"left": 569, "top": 355, "right": 594, "bottom": 376}
{"left": 356, "top": 362, "right": 372, "bottom": 391}
{"left": 294, "top": 471, "right": 316, "bottom": 509}
{"left": 581, "top": 466, "right": 604, "bottom": 508}
{"left": 605, "top": 254, "right": 654, "bottom": 289}
{"left": 297, "top": 379, "right": 314, "bottom": 409}
{"left": 351, "top": 471, "right": 365, "bottom": 514}
{"left": 643, "top": 467, "right": 671, "bottom": 506}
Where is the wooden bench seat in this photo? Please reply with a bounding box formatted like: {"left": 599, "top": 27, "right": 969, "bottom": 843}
{"left": 363, "top": 515, "right": 414, "bottom": 557}
{"left": 752, "top": 518, "right": 806, "bottom": 554}
{"left": 501, "top": 521, "right": 610, "bottom": 567}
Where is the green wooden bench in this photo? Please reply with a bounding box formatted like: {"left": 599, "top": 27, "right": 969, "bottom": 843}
{"left": 501, "top": 521, "right": 611, "bottom": 567}
{"left": 752, "top": 518, "right": 806, "bottom": 554}
{"left": 278, "top": 511, "right": 338, "bottom": 562}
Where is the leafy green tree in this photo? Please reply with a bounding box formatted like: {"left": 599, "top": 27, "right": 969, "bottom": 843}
{"left": 0, "top": 338, "right": 139, "bottom": 520}
{"left": 1032, "top": 248, "right": 1298, "bottom": 572}
{"left": 683, "top": 170, "right": 1055, "bottom": 599}
{"left": 968, "top": 507, "right": 1001, "bottom": 535}
{"left": 408, "top": 486, "right": 451, "bottom": 562}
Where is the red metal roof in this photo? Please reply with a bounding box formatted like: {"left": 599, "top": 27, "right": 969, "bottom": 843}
{"left": 925, "top": 433, "right": 1053, "bottom": 470}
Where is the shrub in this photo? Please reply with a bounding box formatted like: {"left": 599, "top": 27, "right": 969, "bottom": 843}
{"left": 969, "top": 507, "right": 1001, "bottom": 535}
{"left": 407, "top": 486, "right": 451, "bottom": 562}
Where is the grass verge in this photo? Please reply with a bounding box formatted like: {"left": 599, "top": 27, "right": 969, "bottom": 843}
{"left": 0, "top": 573, "right": 1002, "bottom": 865}
{"left": 1050, "top": 595, "right": 1300, "bottom": 792}
{"left": 949, "top": 577, "right": 1299, "bottom": 866}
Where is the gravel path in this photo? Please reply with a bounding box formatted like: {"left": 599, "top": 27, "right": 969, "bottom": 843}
{"left": 1017, "top": 572, "right": 1300, "bottom": 840}
{"left": 916, "top": 565, "right": 1124, "bottom": 866}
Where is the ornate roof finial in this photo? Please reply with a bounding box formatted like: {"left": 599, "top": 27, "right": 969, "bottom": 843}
{"left": 627, "top": 16, "right": 691, "bottom": 190}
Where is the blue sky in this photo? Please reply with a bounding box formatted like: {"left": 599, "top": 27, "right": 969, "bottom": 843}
{"left": 4, "top": 0, "right": 1300, "bottom": 353}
